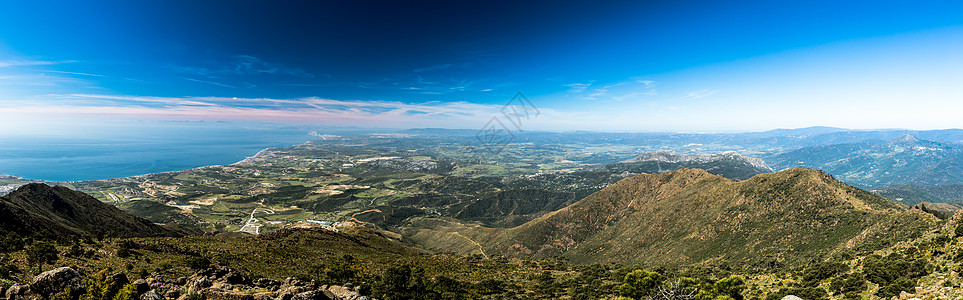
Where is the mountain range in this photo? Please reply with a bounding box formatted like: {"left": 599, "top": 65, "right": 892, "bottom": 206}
{"left": 764, "top": 134, "right": 963, "bottom": 188}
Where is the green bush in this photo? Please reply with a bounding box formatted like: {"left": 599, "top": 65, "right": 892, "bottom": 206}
{"left": 876, "top": 278, "right": 915, "bottom": 299}
{"left": 829, "top": 272, "right": 866, "bottom": 300}
{"left": 863, "top": 254, "right": 930, "bottom": 298}
{"left": 0, "top": 232, "right": 25, "bottom": 252}
{"left": 80, "top": 269, "right": 124, "bottom": 300}
{"left": 618, "top": 270, "right": 662, "bottom": 299}
{"left": 711, "top": 276, "right": 746, "bottom": 300}
{"left": 801, "top": 262, "right": 849, "bottom": 285}
{"left": 185, "top": 256, "right": 211, "bottom": 270}
{"left": 112, "top": 284, "right": 137, "bottom": 300}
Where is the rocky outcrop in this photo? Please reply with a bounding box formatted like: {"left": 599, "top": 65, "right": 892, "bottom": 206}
{"left": 6, "top": 266, "right": 371, "bottom": 300}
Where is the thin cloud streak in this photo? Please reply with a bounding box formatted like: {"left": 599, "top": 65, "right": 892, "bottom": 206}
{"left": 180, "top": 77, "right": 237, "bottom": 88}
{"left": 0, "top": 94, "right": 506, "bottom": 128}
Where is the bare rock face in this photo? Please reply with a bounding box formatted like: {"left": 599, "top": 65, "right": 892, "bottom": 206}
{"left": 30, "top": 267, "right": 84, "bottom": 297}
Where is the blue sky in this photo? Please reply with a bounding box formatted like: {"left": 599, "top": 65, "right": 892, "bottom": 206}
{"left": 2, "top": 0, "right": 963, "bottom": 132}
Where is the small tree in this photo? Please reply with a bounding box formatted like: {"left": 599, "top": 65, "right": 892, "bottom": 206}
{"left": 25, "top": 241, "right": 58, "bottom": 266}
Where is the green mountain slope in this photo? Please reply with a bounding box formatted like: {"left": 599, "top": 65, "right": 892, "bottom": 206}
{"left": 484, "top": 168, "right": 939, "bottom": 268}
{"left": 0, "top": 183, "right": 185, "bottom": 237}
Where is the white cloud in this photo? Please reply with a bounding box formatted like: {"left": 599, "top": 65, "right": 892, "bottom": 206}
{"left": 0, "top": 94, "right": 507, "bottom": 129}
{"left": 0, "top": 59, "right": 71, "bottom": 68}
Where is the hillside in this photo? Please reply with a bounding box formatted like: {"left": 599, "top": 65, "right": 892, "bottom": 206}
{"left": 483, "top": 168, "right": 940, "bottom": 268}
{"left": 0, "top": 183, "right": 184, "bottom": 238}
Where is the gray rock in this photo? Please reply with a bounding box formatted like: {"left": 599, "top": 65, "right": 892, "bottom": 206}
{"left": 223, "top": 272, "right": 249, "bottom": 285}
{"left": 292, "top": 291, "right": 331, "bottom": 300}
{"left": 30, "top": 267, "right": 84, "bottom": 297}
{"left": 202, "top": 288, "right": 255, "bottom": 300}
{"left": 275, "top": 293, "right": 293, "bottom": 300}
{"left": 6, "top": 284, "right": 29, "bottom": 298}
{"left": 254, "top": 278, "right": 280, "bottom": 288}
{"left": 133, "top": 279, "right": 150, "bottom": 295}
{"left": 210, "top": 282, "right": 234, "bottom": 291}
{"left": 186, "top": 275, "right": 212, "bottom": 294}
{"left": 781, "top": 296, "right": 803, "bottom": 300}
{"left": 111, "top": 273, "right": 131, "bottom": 286}
{"left": 140, "top": 289, "right": 166, "bottom": 300}
{"left": 323, "top": 285, "right": 363, "bottom": 300}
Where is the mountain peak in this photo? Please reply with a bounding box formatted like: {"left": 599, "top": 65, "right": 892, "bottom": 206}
{"left": 889, "top": 133, "right": 921, "bottom": 145}
{"left": 489, "top": 167, "right": 930, "bottom": 266}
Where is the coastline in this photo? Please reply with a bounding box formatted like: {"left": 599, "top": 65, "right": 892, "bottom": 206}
{"left": 0, "top": 140, "right": 316, "bottom": 184}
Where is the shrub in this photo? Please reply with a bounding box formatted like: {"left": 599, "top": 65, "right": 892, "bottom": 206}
{"left": 0, "top": 232, "right": 25, "bottom": 252}
{"left": 801, "top": 262, "right": 848, "bottom": 285}
{"left": 618, "top": 270, "right": 662, "bottom": 299}
{"left": 829, "top": 272, "right": 866, "bottom": 300}
{"left": 863, "top": 254, "right": 930, "bottom": 298}
{"left": 185, "top": 256, "right": 211, "bottom": 270}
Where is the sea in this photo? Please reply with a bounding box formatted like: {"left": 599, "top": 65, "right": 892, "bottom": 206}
{"left": 0, "top": 121, "right": 368, "bottom": 182}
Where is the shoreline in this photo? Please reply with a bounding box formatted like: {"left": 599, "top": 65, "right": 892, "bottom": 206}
{"left": 0, "top": 140, "right": 316, "bottom": 183}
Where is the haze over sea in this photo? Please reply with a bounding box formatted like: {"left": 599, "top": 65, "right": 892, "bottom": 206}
{"left": 0, "top": 121, "right": 361, "bottom": 182}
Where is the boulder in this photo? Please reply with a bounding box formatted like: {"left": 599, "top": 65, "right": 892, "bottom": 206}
{"left": 5, "top": 284, "right": 30, "bottom": 299}
{"left": 202, "top": 288, "right": 255, "bottom": 300}
{"left": 322, "top": 285, "right": 364, "bottom": 300}
{"left": 186, "top": 275, "right": 212, "bottom": 294}
{"left": 275, "top": 294, "right": 294, "bottom": 300}
{"left": 111, "top": 273, "right": 131, "bottom": 286}
{"left": 140, "top": 289, "right": 165, "bottom": 300}
{"left": 223, "top": 272, "right": 250, "bottom": 285}
{"left": 291, "top": 291, "right": 331, "bottom": 300}
{"left": 781, "top": 296, "right": 803, "bottom": 300}
{"left": 133, "top": 279, "right": 150, "bottom": 295}
{"left": 210, "top": 282, "right": 234, "bottom": 291}
{"left": 30, "top": 267, "right": 84, "bottom": 297}
{"left": 254, "top": 278, "right": 280, "bottom": 289}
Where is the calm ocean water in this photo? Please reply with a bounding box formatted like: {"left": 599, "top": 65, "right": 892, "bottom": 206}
{"left": 0, "top": 122, "right": 355, "bottom": 182}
